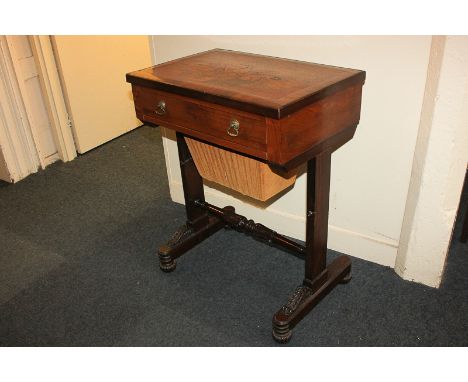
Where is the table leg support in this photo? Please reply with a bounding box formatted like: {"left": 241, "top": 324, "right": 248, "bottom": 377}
{"left": 158, "top": 216, "right": 224, "bottom": 271}
{"left": 160, "top": 136, "right": 352, "bottom": 344}
{"left": 157, "top": 133, "right": 224, "bottom": 271}
{"left": 272, "top": 255, "right": 351, "bottom": 343}
{"left": 272, "top": 152, "right": 352, "bottom": 343}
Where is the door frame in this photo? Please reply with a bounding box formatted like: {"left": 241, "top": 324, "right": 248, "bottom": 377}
{"left": 0, "top": 35, "right": 77, "bottom": 183}
{"left": 29, "top": 36, "right": 76, "bottom": 163}
{"left": 0, "top": 36, "right": 41, "bottom": 182}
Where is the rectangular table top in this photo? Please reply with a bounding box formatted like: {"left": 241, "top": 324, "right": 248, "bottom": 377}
{"left": 126, "top": 49, "right": 365, "bottom": 119}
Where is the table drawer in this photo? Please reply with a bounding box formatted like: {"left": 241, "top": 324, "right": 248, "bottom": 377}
{"left": 132, "top": 85, "right": 267, "bottom": 154}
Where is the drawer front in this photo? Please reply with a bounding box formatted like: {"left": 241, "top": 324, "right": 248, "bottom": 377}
{"left": 132, "top": 85, "right": 267, "bottom": 155}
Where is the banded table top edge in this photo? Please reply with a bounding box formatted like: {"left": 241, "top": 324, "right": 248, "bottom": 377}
{"left": 126, "top": 49, "right": 365, "bottom": 119}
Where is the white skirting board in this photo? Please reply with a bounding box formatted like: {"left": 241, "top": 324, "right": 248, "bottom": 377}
{"left": 168, "top": 180, "right": 398, "bottom": 268}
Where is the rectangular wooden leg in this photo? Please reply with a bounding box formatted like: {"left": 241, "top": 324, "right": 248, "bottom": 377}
{"left": 272, "top": 151, "right": 352, "bottom": 343}
{"left": 176, "top": 132, "right": 209, "bottom": 230}
{"left": 304, "top": 152, "right": 331, "bottom": 283}
{"left": 157, "top": 133, "right": 223, "bottom": 271}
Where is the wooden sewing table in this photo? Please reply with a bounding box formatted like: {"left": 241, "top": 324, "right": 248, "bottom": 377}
{"left": 126, "top": 49, "right": 365, "bottom": 343}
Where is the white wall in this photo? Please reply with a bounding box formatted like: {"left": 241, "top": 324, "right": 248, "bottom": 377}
{"left": 396, "top": 36, "right": 468, "bottom": 287}
{"left": 151, "top": 35, "right": 432, "bottom": 270}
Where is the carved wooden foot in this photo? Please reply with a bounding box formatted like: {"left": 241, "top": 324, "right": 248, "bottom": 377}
{"left": 157, "top": 216, "right": 224, "bottom": 272}
{"left": 272, "top": 255, "right": 351, "bottom": 343}
{"left": 158, "top": 224, "right": 192, "bottom": 272}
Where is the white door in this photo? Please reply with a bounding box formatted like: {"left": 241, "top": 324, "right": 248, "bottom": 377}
{"left": 52, "top": 36, "right": 152, "bottom": 153}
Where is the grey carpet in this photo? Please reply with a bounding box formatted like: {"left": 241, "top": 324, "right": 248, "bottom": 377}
{"left": 0, "top": 126, "right": 467, "bottom": 346}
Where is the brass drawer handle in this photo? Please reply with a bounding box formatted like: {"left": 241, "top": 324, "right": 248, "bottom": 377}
{"left": 154, "top": 100, "right": 166, "bottom": 115}
{"left": 227, "top": 119, "right": 240, "bottom": 137}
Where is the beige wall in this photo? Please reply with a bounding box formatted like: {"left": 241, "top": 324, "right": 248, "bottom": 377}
{"left": 0, "top": 146, "right": 11, "bottom": 182}
{"left": 152, "top": 35, "right": 432, "bottom": 270}
{"left": 52, "top": 36, "right": 152, "bottom": 153}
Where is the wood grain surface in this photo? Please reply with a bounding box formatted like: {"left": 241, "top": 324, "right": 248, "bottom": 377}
{"left": 128, "top": 49, "right": 365, "bottom": 169}
{"left": 127, "top": 49, "right": 365, "bottom": 119}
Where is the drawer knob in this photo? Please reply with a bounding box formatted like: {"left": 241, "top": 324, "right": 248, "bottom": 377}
{"left": 154, "top": 100, "right": 166, "bottom": 115}
{"left": 227, "top": 119, "right": 240, "bottom": 137}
